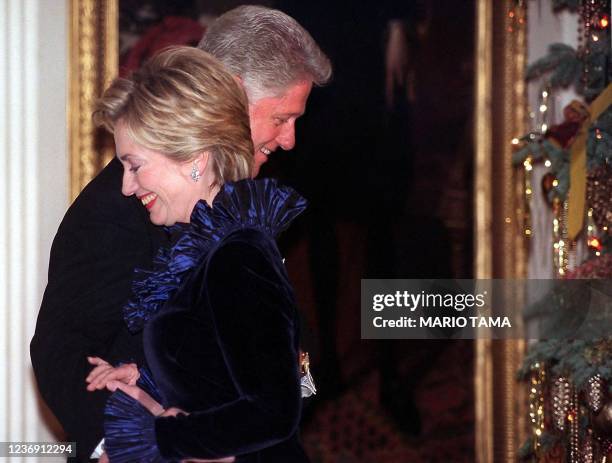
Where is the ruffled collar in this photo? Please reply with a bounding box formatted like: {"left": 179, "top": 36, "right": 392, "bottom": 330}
{"left": 124, "top": 178, "right": 306, "bottom": 333}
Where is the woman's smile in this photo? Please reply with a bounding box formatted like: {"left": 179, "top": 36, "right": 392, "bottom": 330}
{"left": 138, "top": 193, "right": 158, "bottom": 210}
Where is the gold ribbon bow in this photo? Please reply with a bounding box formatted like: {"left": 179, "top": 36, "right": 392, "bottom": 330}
{"left": 567, "top": 83, "right": 612, "bottom": 240}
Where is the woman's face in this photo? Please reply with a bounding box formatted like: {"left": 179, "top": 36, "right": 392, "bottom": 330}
{"left": 114, "top": 122, "right": 202, "bottom": 226}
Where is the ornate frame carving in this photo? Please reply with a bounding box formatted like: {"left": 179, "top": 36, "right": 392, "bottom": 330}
{"left": 68, "top": 0, "right": 118, "bottom": 201}
{"left": 475, "top": 0, "right": 528, "bottom": 461}
{"left": 68, "top": 1, "right": 529, "bottom": 459}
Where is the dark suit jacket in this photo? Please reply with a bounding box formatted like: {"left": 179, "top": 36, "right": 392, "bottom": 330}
{"left": 30, "top": 158, "right": 169, "bottom": 461}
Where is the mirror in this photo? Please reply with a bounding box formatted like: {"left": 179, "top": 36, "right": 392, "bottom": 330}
{"left": 68, "top": 1, "right": 526, "bottom": 460}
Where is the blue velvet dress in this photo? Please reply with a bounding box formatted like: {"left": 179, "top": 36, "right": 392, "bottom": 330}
{"left": 103, "top": 179, "right": 310, "bottom": 462}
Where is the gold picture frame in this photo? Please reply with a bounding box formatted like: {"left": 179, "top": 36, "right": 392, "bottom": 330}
{"left": 68, "top": 1, "right": 529, "bottom": 460}
{"left": 68, "top": 0, "right": 118, "bottom": 201}
{"left": 474, "top": 0, "right": 528, "bottom": 461}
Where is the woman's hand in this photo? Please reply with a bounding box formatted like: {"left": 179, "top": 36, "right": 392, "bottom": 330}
{"left": 106, "top": 382, "right": 235, "bottom": 463}
{"left": 160, "top": 407, "right": 186, "bottom": 418}
{"left": 106, "top": 380, "right": 165, "bottom": 416}
{"left": 86, "top": 357, "right": 140, "bottom": 391}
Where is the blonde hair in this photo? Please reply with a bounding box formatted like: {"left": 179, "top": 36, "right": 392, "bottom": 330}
{"left": 93, "top": 46, "right": 253, "bottom": 186}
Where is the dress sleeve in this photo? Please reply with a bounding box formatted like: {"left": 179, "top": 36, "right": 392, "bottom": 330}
{"left": 155, "top": 234, "right": 302, "bottom": 460}
{"left": 104, "top": 367, "right": 168, "bottom": 463}
{"left": 104, "top": 233, "right": 301, "bottom": 462}
{"left": 105, "top": 235, "right": 302, "bottom": 462}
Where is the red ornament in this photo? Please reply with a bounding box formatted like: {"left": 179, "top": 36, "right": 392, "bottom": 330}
{"left": 598, "top": 15, "right": 609, "bottom": 29}
{"left": 545, "top": 101, "right": 589, "bottom": 148}
{"left": 588, "top": 237, "right": 603, "bottom": 251}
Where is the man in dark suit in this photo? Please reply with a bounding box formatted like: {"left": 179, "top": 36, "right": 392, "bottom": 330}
{"left": 30, "top": 6, "right": 330, "bottom": 461}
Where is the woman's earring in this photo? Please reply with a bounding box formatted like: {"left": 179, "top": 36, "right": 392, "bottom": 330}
{"left": 191, "top": 164, "right": 201, "bottom": 182}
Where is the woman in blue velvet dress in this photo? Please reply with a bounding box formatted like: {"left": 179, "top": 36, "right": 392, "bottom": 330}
{"left": 87, "top": 46, "right": 310, "bottom": 462}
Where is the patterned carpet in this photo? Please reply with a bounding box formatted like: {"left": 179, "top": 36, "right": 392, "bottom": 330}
{"left": 302, "top": 340, "right": 475, "bottom": 462}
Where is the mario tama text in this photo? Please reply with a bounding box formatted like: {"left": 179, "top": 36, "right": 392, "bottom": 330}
{"left": 362, "top": 279, "right": 612, "bottom": 340}
{"left": 361, "top": 280, "right": 517, "bottom": 339}
{"left": 372, "top": 290, "right": 510, "bottom": 331}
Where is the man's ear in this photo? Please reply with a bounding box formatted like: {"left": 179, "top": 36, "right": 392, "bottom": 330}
{"left": 233, "top": 75, "right": 255, "bottom": 109}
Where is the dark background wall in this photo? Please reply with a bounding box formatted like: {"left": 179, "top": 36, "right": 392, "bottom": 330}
{"left": 119, "top": 1, "right": 476, "bottom": 460}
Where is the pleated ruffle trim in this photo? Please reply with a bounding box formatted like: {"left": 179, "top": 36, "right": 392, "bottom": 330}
{"left": 104, "top": 366, "right": 170, "bottom": 462}
{"left": 123, "top": 178, "right": 306, "bottom": 333}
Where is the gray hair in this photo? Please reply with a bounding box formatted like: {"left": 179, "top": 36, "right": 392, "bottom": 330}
{"left": 199, "top": 5, "right": 331, "bottom": 101}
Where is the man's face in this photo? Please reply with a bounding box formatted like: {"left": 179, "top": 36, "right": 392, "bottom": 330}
{"left": 248, "top": 80, "right": 312, "bottom": 176}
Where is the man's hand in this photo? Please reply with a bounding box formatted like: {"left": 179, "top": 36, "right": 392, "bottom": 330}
{"left": 106, "top": 381, "right": 235, "bottom": 463}
{"left": 86, "top": 357, "right": 140, "bottom": 391}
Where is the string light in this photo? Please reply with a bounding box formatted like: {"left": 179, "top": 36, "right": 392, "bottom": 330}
{"left": 586, "top": 208, "right": 604, "bottom": 254}
{"left": 506, "top": 4, "right": 526, "bottom": 34}
{"left": 522, "top": 154, "right": 534, "bottom": 238}
{"left": 553, "top": 199, "right": 570, "bottom": 276}
{"left": 588, "top": 237, "right": 602, "bottom": 250}
{"left": 569, "top": 392, "right": 580, "bottom": 462}
{"left": 529, "top": 364, "right": 546, "bottom": 454}
{"left": 514, "top": 84, "right": 550, "bottom": 241}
